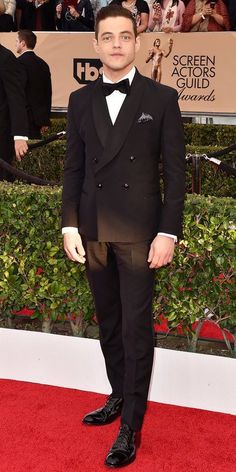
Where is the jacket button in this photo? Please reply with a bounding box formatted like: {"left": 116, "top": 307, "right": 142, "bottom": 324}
{"left": 97, "top": 183, "right": 103, "bottom": 189}
{"left": 123, "top": 183, "right": 129, "bottom": 189}
{"left": 130, "top": 156, "right": 135, "bottom": 162}
{"left": 93, "top": 157, "right": 98, "bottom": 163}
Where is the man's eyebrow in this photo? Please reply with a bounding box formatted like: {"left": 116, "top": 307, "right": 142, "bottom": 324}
{"left": 100, "top": 30, "right": 133, "bottom": 37}
{"left": 101, "top": 32, "right": 113, "bottom": 37}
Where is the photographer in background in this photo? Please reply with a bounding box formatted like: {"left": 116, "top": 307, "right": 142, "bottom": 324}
{"left": 55, "top": 0, "right": 94, "bottom": 31}
{"left": 182, "top": 0, "right": 231, "bottom": 31}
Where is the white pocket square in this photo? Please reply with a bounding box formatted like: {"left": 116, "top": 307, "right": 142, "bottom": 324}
{"left": 137, "top": 113, "right": 154, "bottom": 124}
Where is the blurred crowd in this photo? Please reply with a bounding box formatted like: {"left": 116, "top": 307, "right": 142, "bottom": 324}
{"left": 0, "top": 0, "right": 235, "bottom": 32}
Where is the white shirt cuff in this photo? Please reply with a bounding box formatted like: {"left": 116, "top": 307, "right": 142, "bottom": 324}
{"left": 62, "top": 227, "right": 79, "bottom": 235}
{"left": 14, "top": 136, "right": 28, "bottom": 141}
{"left": 157, "top": 232, "right": 177, "bottom": 243}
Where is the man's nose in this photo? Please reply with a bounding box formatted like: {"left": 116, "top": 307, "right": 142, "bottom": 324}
{"left": 112, "top": 37, "right": 121, "bottom": 48}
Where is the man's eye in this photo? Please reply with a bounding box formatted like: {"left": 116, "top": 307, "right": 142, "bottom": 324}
{"left": 121, "top": 35, "right": 131, "bottom": 41}
{"left": 103, "top": 36, "right": 112, "bottom": 42}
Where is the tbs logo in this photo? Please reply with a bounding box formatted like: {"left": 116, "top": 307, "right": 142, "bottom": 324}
{"left": 73, "top": 59, "right": 103, "bottom": 84}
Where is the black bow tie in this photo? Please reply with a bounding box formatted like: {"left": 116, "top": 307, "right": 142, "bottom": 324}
{"left": 102, "top": 79, "right": 130, "bottom": 97}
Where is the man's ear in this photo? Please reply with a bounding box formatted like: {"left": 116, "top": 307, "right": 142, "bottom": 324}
{"left": 93, "top": 38, "right": 99, "bottom": 54}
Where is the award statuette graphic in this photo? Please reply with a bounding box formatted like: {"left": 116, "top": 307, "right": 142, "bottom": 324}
{"left": 146, "top": 37, "right": 173, "bottom": 83}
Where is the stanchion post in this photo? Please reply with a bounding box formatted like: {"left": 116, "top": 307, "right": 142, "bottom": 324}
{"left": 191, "top": 154, "right": 202, "bottom": 194}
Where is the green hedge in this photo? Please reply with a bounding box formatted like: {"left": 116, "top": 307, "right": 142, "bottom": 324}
{"left": 16, "top": 141, "right": 236, "bottom": 198}
{"left": 183, "top": 123, "right": 236, "bottom": 147}
{"left": 15, "top": 120, "right": 236, "bottom": 198}
{"left": 47, "top": 119, "right": 236, "bottom": 147}
{"left": 18, "top": 140, "right": 66, "bottom": 184}
{"left": 0, "top": 183, "right": 235, "bottom": 352}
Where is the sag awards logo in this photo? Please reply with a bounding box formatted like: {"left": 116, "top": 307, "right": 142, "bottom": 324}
{"left": 171, "top": 54, "right": 216, "bottom": 102}
{"left": 73, "top": 59, "right": 103, "bottom": 84}
{"left": 146, "top": 37, "right": 216, "bottom": 103}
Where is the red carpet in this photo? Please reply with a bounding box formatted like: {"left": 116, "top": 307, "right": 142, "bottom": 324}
{"left": 154, "top": 315, "right": 234, "bottom": 342}
{"left": 0, "top": 380, "right": 235, "bottom": 472}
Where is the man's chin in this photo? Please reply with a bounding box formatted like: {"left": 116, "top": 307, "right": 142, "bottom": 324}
{"left": 107, "top": 61, "right": 133, "bottom": 72}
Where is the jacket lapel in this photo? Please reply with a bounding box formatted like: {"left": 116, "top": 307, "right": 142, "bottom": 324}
{"left": 92, "top": 77, "right": 113, "bottom": 148}
{"left": 93, "top": 70, "right": 145, "bottom": 174}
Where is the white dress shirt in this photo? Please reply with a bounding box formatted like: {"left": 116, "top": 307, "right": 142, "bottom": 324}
{"left": 62, "top": 66, "right": 177, "bottom": 242}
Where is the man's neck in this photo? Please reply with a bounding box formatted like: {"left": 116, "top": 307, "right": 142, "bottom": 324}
{"left": 103, "top": 64, "right": 134, "bottom": 83}
{"left": 20, "top": 48, "right": 33, "bottom": 55}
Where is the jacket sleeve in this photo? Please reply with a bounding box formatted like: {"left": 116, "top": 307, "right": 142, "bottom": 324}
{"left": 44, "top": 64, "right": 52, "bottom": 125}
{"left": 61, "top": 92, "right": 86, "bottom": 227}
{"left": 158, "top": 89, "right": 186, "bottom": 239}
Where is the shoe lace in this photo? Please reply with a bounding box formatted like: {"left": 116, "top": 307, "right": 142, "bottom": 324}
{"left": 112, "top": 425, "right": 132, "bottom": 451}
{"left": 104, "top": 396, "right": 120, "bottom": 413}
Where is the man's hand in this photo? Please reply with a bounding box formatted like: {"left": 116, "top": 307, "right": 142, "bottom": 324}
{"left": 15, "top": 139, "right": 28, "bottom": 161}
{"left": 162, "top": 26, "right": 173, "bottom": 33}
{"left": 56, "top": 3, "right": 62, "bottom": 17}
{"left": 68, "top": 5, "right": 80, "bottom": 17}
{"left": 64, "top": 232, "right": 86, "bottom": 263}
{"left": 147, "top": 235, "right": 175, "bottom": 269}
{"left": 202, "top": 4, "right": 213, "bottom": 16}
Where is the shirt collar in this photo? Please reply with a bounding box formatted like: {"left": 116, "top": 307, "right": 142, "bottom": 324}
{"left": 20, "top": 49, "right": 34, "bottom": 55}
{"left": 103, "top": 66, "right": 136, "bottom": 85}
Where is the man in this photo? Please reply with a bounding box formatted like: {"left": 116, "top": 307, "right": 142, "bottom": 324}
{"left": 62, "top": 5, "right": 185, "bottom": 468}
{"left": 16, "top": 30, "right": 52, "bottom": 139}
{"left": 0, "top": 44, "right": 28, "bottom": 181}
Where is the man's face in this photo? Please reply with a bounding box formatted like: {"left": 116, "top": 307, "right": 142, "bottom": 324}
{"left": 154, "top": 39, "right": 160, "bottom": 48}
{"left": 16, "top": 35, "right": 23, "bottom": 54}
{"left": 93, "top": 16, "right": 140, "bottom": 78}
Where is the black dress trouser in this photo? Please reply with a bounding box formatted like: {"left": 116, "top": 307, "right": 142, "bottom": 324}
{"left": 84, "top": 240, "right": 155, "bottom": 432}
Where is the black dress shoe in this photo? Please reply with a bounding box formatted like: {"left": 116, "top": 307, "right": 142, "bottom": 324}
{"left": 105, "top": 423, "right": 136, "bottom": 468}
{"left": 82, "top": 395, "right": 123, "bottom": 425}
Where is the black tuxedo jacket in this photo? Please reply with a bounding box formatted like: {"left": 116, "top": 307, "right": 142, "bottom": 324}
{"left": 18, "top": 51, "right": 52, "bottom": 128}
{"left": 0, "top": 45, "right": 28, "bottom": 140}
{"left": 62, "top": 70, "right": 186, "bottom": 242}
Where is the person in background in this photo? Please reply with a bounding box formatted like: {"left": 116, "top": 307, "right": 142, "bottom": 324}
{"left": 227, "top": 0, "right": 236, "bottom": 29}
{"left": 182, "top": 0, "right": 231, "bottom": 31}
{"left": 90, "top": 0, "right": 109, "bottom": 19}
{"left": 0, "top": 0, "right": 16, "bottom": 31}
{"left": 0, "top": 43, "right": 28, "bottom": 181}
{"left": 148, "top": 0, "right": 185, "bottom": 32}
{"left": 18, "top": 0, "right": 56, "bottom": 31}
{"left": 16, "top": 29, "right": 52, "bottom": 139}
{"left": 111, "top": 0, "right": 149, "bottom": 33}
{"left": 55, "top": 0, "right": 94, "bottom": 31}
